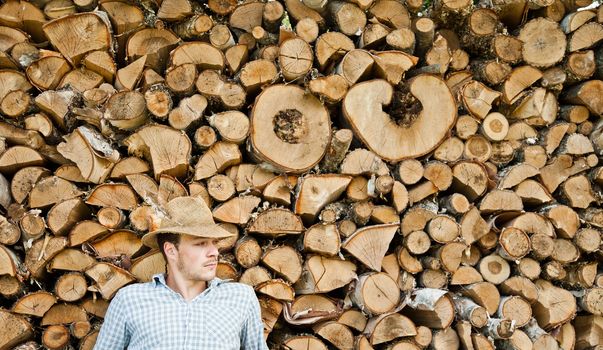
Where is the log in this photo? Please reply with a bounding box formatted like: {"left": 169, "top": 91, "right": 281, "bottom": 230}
{"left": 43, "top": 13, "right": 110, "bottom": 65}
{"left": 213, "top": 195, "right": 261, "bottom": 225}
{"left": 250, "top": 84, "right": 331, "bottom": 173}
{"left": 86, "top": 262, "right": 136, "bottom": 299}
{"left": 279, "top": 38, "right": 313, "bottom": 81}
{"left": 302, "top": 223, "right": 340, "bottom": 256}
{"left": 404, "top": 289, "right": 455, "bottom": 329}
{"left": 574, "top": 315, "right": 603, "bottom": 350}
{"left": 239, "top": 60, "right": 278, "bottom": 94}
{"left": 518, "top": 18, "right": 567, "bottom": 68}
{"left": 308, "top": 75, "right": 349, "bottom": 105}
{"left": 351, "top": 272, "right": 400, "bottom": 316}
{"left": 313, "top": 321, "right": 354, "bottom": 350}
{"left": 336, "top": 49, "right": 374, "bottom": 85}
{"left": 453, "top": 296, "right": 488, "bottom": 328}
{"left": 54, "top": 272, "right": 87, "bottom": 302}
{"left": 57, "top": 126, "right": 119, "bottom": 184}
{"left": 196, "top": 69, "right": 245, "bottom": 109}
{"left": 524, "top": 317, "right": 559, "bottom": 349}
{"left": 364, "top": 313, "right": 417, "bottom": 345}
{"left": 47, "top": 198, "right": 91, "bottom": 236}
{"left": 261, "top": 245, "right": 302, "bottom": 283}
{"left": 170, "top": 42, "right": 224, "bottom": 70}
{"left": 343, "top": 76, "right": 456, "bottom": 161}
{"left": 461, "top": 282, "right": 500, "bottom": 316}
{"left": 342, "top": 223, "right": 398, "bottom": 271}
{"left": 294, "top": 255, "right": 357, "bottom": 294}
{"left": 533, "top": 279, "right": 577, "bottom": 330}
{"left": 0, "top": 309, "right": 34, "bottom": 349}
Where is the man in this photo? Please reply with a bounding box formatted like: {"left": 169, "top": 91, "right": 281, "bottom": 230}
{"left": 94, "top": 196, "right": 268, "bottom": 349}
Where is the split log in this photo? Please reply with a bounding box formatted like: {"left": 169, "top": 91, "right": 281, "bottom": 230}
{"left": 294, "top": 175, "right": 351, "bottom": 222}
{"left": 227, "top": 164, "right": 277, "bottom": 193}
{"left": 57, "top": 126, "right": 119, "bottom": 184}
{"left": 342, "top": 223, "right": 398, "bottom": 271}
{"left": 256, "top": 279, "right": 295, "bottom": 302}
{"left": 213, "top": 195, "right": 261, "bottom": 225}
{"left": 294, "top": 255, "right": 357, "bottom": 294}
{"left": 338, "top": 309, "right": 367, "bottom": 332}
{"left": 196, "top": 70, "right": 246, "bottom": 109}
{"left": 0, "top": 309, "right": 34, "bottom": 349}
{"left": 43, "top": 13, "right": 110, "bottom": 65}
{"left": 170, "top": 42, "right": 224, "bottom": 70}
{"left": 524, "top": 318, "right": 559, "bottom": 349}
{"left": 126, "top": 125, "right": 191, "bottom": 179}
{"left": 314, "top": 32, "right": 354, "bottom": 71}
{"left": 532, "top": 279, "right": 576, "bottom": 330}
{"left": 574, "top": 315, "right": 603, "bottom": 350}
{"left": 47, "top": 198, "right": 91, "bottom": 236}
{"left": 404, "top": 289, "right": 455, "bottom": 329}
{"left": 48, "top": 249, "right": 96, "bottom": 272}
{"left": 262, "top": 245, "right": 302, "bottom": 284}
{"left": 364, "top": 313, "right": 417, "bottom": 345}
{"left": 282, "top": 335, "right": 328, "bottom": 350}
{"left": 85, "top": 183, "right": 138, "bottom": 210}
{"left": 86, "top": 262, "right": 136, "bottom": 300}
{"left": 309, "top": 75, "right": 349, "bottom": 105}
{"left": 313, "top": 321, "right": 354, "bottom": 350}
{"left": 302, "top": 223, "right": 340, "bottom": 256}
{"left": 461, "top": 282, "right": 500, "bottom": 316}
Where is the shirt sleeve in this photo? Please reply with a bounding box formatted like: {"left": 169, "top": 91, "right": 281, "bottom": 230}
{"left": 240, "top": 287, "right": 269, "bottom": 350}
{"left": 93, "top": 289, "right": 131, "bottom": 350}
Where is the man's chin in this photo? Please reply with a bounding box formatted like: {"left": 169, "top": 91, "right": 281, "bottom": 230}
{"left": 195, "top": 271, "right": 216, "bottom": 282}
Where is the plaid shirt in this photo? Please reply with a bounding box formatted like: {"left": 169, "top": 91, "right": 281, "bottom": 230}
{"left": 93, "top": 274, "right": 268, "bottom": 350}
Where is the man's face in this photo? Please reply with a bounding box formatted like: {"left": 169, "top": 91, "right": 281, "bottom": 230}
{"left": 168, "top": 235, "right": 220, "bottom": 282}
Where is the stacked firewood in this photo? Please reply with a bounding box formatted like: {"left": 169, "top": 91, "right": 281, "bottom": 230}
{"left": 1, "top": 0, "right": 603, "bottom": 348}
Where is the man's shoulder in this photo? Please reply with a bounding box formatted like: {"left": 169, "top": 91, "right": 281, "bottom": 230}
{"left": 113, "top": 280, "right": 157, "bottom": 299}
{"left": 215, "top": 280, "right": 255, "bottom": 297}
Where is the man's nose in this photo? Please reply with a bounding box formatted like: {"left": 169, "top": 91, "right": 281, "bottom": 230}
{"left": 207, "top": 242, "right": 219, "bottom": 257}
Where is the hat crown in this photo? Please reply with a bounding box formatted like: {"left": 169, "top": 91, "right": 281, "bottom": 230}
{"left": 141, "top": 196, "right": 233, "bottom": 248}
{"left": 158, "top": 196, "right": 215, "bottom": 229}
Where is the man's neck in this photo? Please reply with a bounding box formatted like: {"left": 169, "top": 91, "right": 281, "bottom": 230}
{"left": 165, "top": 271, "right": 209, "bottom": 302}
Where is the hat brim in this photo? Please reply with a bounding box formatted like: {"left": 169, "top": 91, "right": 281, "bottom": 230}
{"left": 141, "top": 223, "right": 234, "bottom": 249}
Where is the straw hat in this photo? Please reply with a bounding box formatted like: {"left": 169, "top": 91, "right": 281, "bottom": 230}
{"left": 141, "top": 196, "right": 234, "bottom": 249}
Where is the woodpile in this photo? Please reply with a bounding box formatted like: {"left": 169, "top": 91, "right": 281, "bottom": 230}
{"left": 1, "top": 0, "right": 603, "bottom": 349}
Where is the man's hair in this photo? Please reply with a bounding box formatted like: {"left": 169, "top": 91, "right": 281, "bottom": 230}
{"left": 156, "top": 233, "right": 181, "bottom": 259}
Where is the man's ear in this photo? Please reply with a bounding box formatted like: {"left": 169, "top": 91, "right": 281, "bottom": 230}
{"left": 164, "top": 242, "right": 178, "bottom": 260}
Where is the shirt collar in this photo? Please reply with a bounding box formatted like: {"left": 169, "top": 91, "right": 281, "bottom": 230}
{"left": 152, "top": 273, "right": 226, "bottom": 290}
